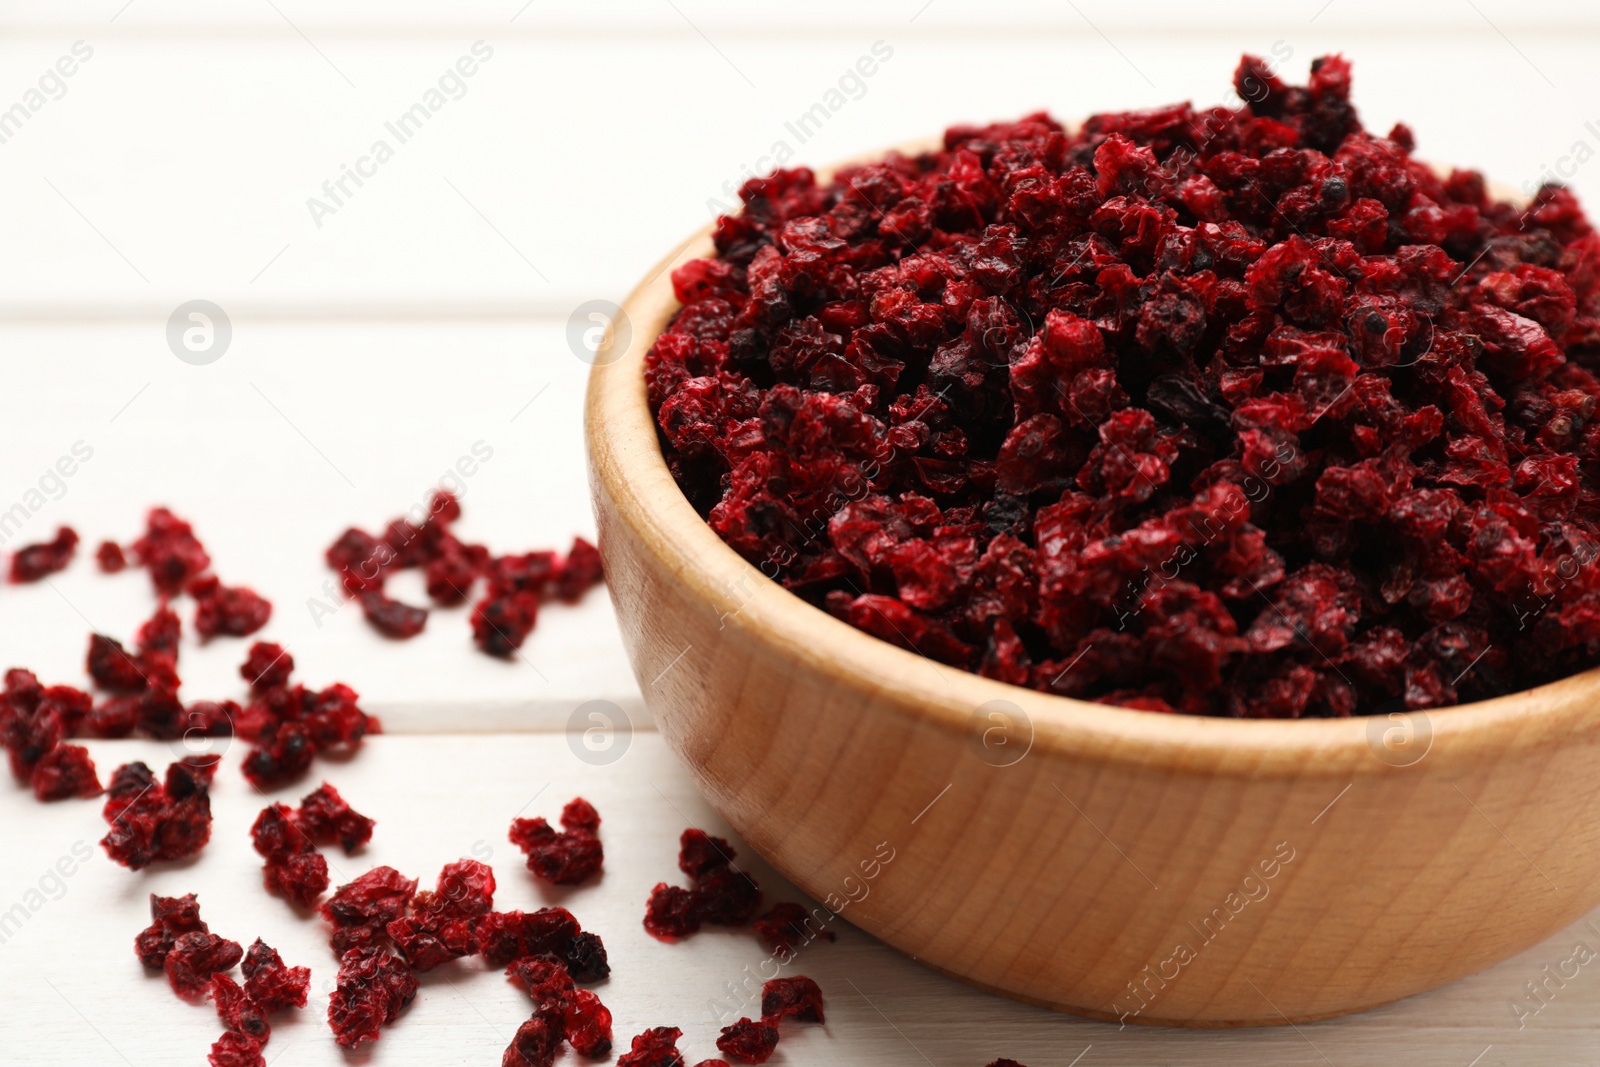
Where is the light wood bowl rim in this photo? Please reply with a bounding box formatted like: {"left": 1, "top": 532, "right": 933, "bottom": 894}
{"left": 587, "top": 140, "right": 1595, "bottom": 781}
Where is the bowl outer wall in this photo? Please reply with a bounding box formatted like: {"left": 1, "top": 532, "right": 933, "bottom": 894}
{"left": 584, "top": 199, "right": 1600, "bottom": 1027}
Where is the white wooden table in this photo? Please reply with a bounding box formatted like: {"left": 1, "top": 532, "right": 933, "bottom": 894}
{"left": 3, "top": 3, "right": 1600, "bottom": 1063}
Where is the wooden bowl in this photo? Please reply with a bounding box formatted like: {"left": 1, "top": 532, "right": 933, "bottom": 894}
{"left": 585, "top": 180, "right": 1600, "bottom": 1029}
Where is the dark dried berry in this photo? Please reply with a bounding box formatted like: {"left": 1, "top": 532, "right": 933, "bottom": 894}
{"left": 295, "top": 782, "right": 374, "bottom": 853}
{"left": 643, "top": 883, "right": 703, "bottom": 940}
{"left": 752, "top": 903, "right": 833, "bottom": 960}
{"left": 359, "top": 590, "right": 428, "bottom": 638}
{"left": 240, "top": 642, "right": 293, "bottom": 691}
{"left": 510, "top": 797, "right": 604, "bottom": 885}
{"left": 760, "top": 976, "right": 825, "bottom": 1023}
{"left": 472, "top": 591, "right": 540, "bottom": 656}
{"left": 100, "top": 759, "right": 213, "bottom": 869}
{"left": 716, "top": 1018, "right": 779, "bottom": 1064}
{"left": 563, "top": 930, "right": 611, "bottom": 983}
{"left": 132, "top": 507, "right": 211, "bottom": 596}
{"left": 10, "top": 526, "right": 78, "bottom": 582}
{"left": 208, "top": 1031, "right": 266, "bottom": 1067}
{"left": 135, "top": 892, "right": 208, "bottom": 968}
{"left": 678, "top": 829, "right": 735, "bottom": 880}
{"left": 503, "top": 1014, "right": 563, "bottom": 1067}
{"left": 617, "top": 1026, "right": 687, "bottom": 1067}
{"left": 476, "top": 907, "right": 582, "bottom": 968}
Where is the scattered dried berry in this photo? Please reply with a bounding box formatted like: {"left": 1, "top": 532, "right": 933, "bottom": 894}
{"left": 239, "top": 641, "right": 293, "bottom": 692}
{"left": 95, "top": 540, "right": 127, "bottom": 573}
{"left": 327, "top": 946, "right": 418, "bottom": 1049}
{"left": 165, "top": 929, "right": 244, "bottom": 1000}
{"left": 321, "top": 866, "right": 418, "bottom": 954}
{"left": 648, "top": 54, "right": 1600, "bottom": 717}
{"left": 387, "top": 858, "right": 495, "bottom": 971}
{"left": 716, "top": 1018, "right": 779, "bottom": 1064}
{"left": 10, "top": 526, "right": 79, "bottom": 582}
{"left": 753, "top": 903, "right": 834, "bottom": 960}
{"left": 504, "top": 1015, "right": 562, "bottom": 1067}
{"left": 617, "top": 1026, "right": 687, "bottom": 1067}
{"left": 564, "top": 989, "right": 614, "bottom": 1057}
{"left": 564, "top": 930, "right": 611, "bottom": 983}
{"left": 238, "top": 675, "right": 376, "bottom": 791}
{"left": 241, "top": 939, "right": 311, "bottom": 1013}
{"left": 210, "top": 973, "right": 271, "bottom": 1041}
{"left": 193, "top": 580, "right": 272, "bottom": 639}
{"left": 135, "top": 892, "right": 209, "bottom": 968}
{"left": 761, "top": 976, "right": 825, "bottom": 1024}
{"left": 100, "top": 759, "right": 213, "bottom": 869}
{"left": 131, "top": 507, "right": 211, "bottom": 597}
{"left": 251, "top": 802, "right": 329, "bottom": 908}
{"left": 29, "top": 742, "right": 100, "bottom": 800}
{"left": 509, "top": 796, "right": 605, "bottom": 885}
{"left": 646, "top": 829, "right": 762, "bottom": 940}
{"left": 476, "top": 907, "right": 596, "bottom": 969}
{"left": 208, "top": 1031, "right": 265, "bottom": 1067}
{"left": 295, "top": 782, "right": 375, "bottom": 853}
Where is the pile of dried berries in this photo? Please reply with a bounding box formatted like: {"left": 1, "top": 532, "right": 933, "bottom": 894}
{"left": 134, "top": 894, "right": 309, "bottom": 1067}
{"left": 324, "top": 490, "right": 604, "bottom": 657}
{"left": 234, "top": 642, "right": 378, "bottom": 790}
{"left": 649, "top": 54, "right": 1600, "bottom": 716}
{"left": 1, "top": 668, "right": 101, "bottom": 801}
{"left": 502, "top": 954, "right": 615, "bottom": 1065}
{"left": 509, "top": 795, "right": 605, "bottom": 885}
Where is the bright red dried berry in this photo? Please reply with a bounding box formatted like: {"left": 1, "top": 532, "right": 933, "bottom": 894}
{"left": 100, "top": 759, "right": 213, "bottom": 869}
{"left": 251, "top": 803, "right": 329, "bottom": 908}
{"left": 320, "top": 866, "right": 419, "bottom": 954}
{"left": 760, "top": 976, "right": 825, "bottom": 1024}
{"left": 241, "top": 723, "right": 314, "bottom": 790}
{"left": 95, "top": 540, "right": 127, "bottom": 573}
{"left": 476, "top": 907, "right": 581, "bottom": 968}
{"left": 239, "top": 641, "right": 293, "bottom": 691}
{"left": 617, "top": 1026, "right": 687, "bottom": 1067}
{"left": 193, "top": 581, "right": 272, "bottom": 639}
{"left": 388, "top": 859, "right": 496, "bottom": 970}
{"left": 241, "top": 939, "right": 311, "bottom": 1013}
{"left": 208, "top": 1031, "right": 266, "bottom": 1067}
{"left": 564, "top": 989, "right": 614, "bottom": 1058}
{"left": 132, "top": 507, "right": 211, "bottom": 596}
{"left": 327, "top": 946, "right": 418, "bottom": 1049}
{"left": 165, "top": 929, "right": 244, "bottom": 1000}
{"left": 210, "top": 973, "right": 271, "bottom": 1040}
{"left": 716, "top": 1018, "right": 779, "bottom": 1064}
{"left": 30, "top": 742, "right": 101, "bottom": 800}
{"left": 10, "top": 526, "right": 78, "bottom": 582}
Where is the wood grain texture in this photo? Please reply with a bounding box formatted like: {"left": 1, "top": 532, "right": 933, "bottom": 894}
{"left": 587, "top": 226, "right": 1600, "bottom": 1027}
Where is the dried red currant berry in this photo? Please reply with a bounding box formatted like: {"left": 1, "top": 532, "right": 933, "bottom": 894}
{"left": 506, "top": 955, "right": 575, "bottom": 1014}
{"left": 425, "top": 542, "right": 486, "bottom": 605}
{"left": 95, "top": 540, "right": 127, "bottom": 572}
{"left": 132, "top": 507, "right": 212, "bottom": 596}
{"left": 983, "top": 1061, "right": 1030, "bottom": 1067}
{"left": 503, "top": 1014, "right": 563, "bottom": 1067}
{"left": 86, "top": 633, "right": 149, "bottom": 693}
{"left": 208, "top": 1031, "right": 266, "bottom": 1067}
{"left": 327, "top": 946, "right": 418, "bottom": 1049}
{"left": 262, "top": 848, "right": 330, "bottom": 908}
{"left": 476, "top": 907, "right": 582, "bottom": 968}
{"left": 359, "top": 590, "right": 428, "bottom": 638}
{"left": 509, "top": 801, "right": 604, "bottom": 885}
{"left": 193, "top": 582, "right": 272, "bottom": 639}
{"left": 240, "top": 642, "right": 293, "bottom": 692}
{"left": 697, "top": 867, "right": 762, "bottom": 926}
{"left": 564, "top": 989, "right": 614, "bottom": 1058}
{"left": 135, "top": 892, "right": 208, "bottom": 968}
{"left": 617, "top": 1026, "right": 687, "bottom": 1067}
{"left": 295, "top": 782, "right": 375, "bottom": 853}
{"left": 165, "top": 929, "right": 244, "bottom": 1000}
{"left": 135, "top": 603, "right": 182, "bottom": 655}
{"left": 760, "top": 976, "right": 825, "bottom": 1024}
{"left": 321, "top": 866, "right": 419, "bottom": 954}
{"left": 716, "top": 1018, "right": 779, "bottom": 1064}
{"left": 752, "top": 903, "right": 833, "bottom": 960}
{"left": 30, "top": 743, "right": 101, "bottom": 800}
{"left": 241, "top": 939, "right": 311, "bottom": 1013}
{"left": 100, "top": 760, "right": 213, "bottom": 869}
{"left": 472, "top": 591, "right": 540, "bottom": 657}
{"left": 387, "top": 859, "right": 495, "bottom": 970}
{"left": 326, "top": 527, "right": 389, "bottom": 594}
{"left": 563, "top": 931, "right": 611, "bottom": 983}
{"left": 678, "top": 829, "right": 735, "bottom": 880}
{"left": 210, "top": 973, "right": 271, "bottom": 1040}
{"left": 690, "top": 1062, "right": 732, "bottom": 1067}
{"left": 553, "top": 537, "right": 604, "bottom": 602}
{"left": 241, "top": 723, "right": 314, "bottom": 790}
{"left": 643, "top": 884, "right": 703, "bottom": 940}
{"left": 9, "top": 526, "right": 79, "bottom": 582}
